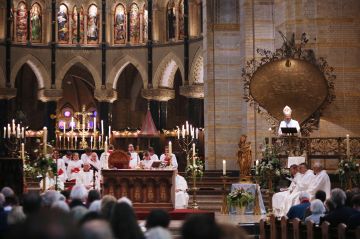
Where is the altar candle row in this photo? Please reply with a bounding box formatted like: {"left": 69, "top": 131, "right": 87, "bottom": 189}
{"left": 3, "top": 120, "right": 25, "bottom": 139}
{"left": 178, "top": 121, "right": 199, "bottom": 139}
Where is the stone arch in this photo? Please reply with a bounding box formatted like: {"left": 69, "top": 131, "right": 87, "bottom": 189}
{"left": 108, "top": 55, "right": 148, "bottom": 89}
{"left": 189, "top": 47, "right": 203, "bottom": 84}
{"left": 153, "top": 51, "right": 184, "bottom": 88}
{"left": 56, "top": 55, "right": 101, "bottom": 90}
{"left": 11, "top": 54, "right": 48, "bottom": 89}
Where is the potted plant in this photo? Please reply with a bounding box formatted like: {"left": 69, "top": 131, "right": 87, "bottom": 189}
{"left": 227, "top": 188, "right": 255, "bottom": 214}
{"left": 338, "top": 158, "right": 360, "bottom": 190}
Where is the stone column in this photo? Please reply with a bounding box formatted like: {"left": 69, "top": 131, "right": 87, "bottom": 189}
{"left": 101, "top": 0, "right": 106, "bottom": 86}
{"left": 94, "top": 88, "right": 117, "bottom": 138}
{"left": 51, "top": 0, "right": 56, "bottom": 88}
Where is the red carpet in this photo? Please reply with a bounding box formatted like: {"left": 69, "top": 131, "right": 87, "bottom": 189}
{"left": 136, "top": 209, "right": 215, "bottom": 220}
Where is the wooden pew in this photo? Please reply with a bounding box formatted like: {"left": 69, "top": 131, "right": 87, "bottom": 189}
{"left": 269, "top": 214, "right": 277, "bottom": 239}
{"left": 306, "top": 220, "right": 315, "bottom": 239}
{"left": 292, "top": 218, "right": 301, "bottom": 239}
{"left": 259, "top": 218, "right": 267, "bottom": 239}
{"left": 321, "top": 221, "right": 330, "bottom": 239}
{"left": 337, "top": 223, "right": 347, "bottom": 239}
{"left": 280, "top": 216, "right": 288, "bottom": 239}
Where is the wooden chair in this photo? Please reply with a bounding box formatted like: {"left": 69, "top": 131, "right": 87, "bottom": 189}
{"left": 321, "top": 221, "right": 330, "bottom": 239}
{"left": 269, "top": 214, "right": 277, "bottom": 239}
{"left": 292, "top": 218, "right": 301, "bottom": 239}
{"left": 306, "top": 220, "right": 315, "bottom": 239}
{"left": 280, "top": 216, "right": 288, "bottom": 239}
{"left": 259, "top": 218, "right": 267, "bottom": 239}
{"left": 337, "top": 223, "right": 347, "bottom": 239}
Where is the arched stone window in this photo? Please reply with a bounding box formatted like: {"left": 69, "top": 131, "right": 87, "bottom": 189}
{"left": 114, "top": 3, "right": 126, "bottom": 44}
{"left": 129, "top": 3, "right": 140, "bottom": 44}
{"left": 30, "top": 3, "right": 42, "bottom": 43}
{"left": 16, "top": 1, "right": 27, "bottom": 43}
{"left": 178, "top": 0, "right": 184, "bottom": 40}
{"left": 58, "top": 4, "right": 69, "bottom": 43}
{"left": 72, "top": 6, "right": 85, "bottom": 44}
{"left": 87, "top": 4, "right": 99, "bottom": 44}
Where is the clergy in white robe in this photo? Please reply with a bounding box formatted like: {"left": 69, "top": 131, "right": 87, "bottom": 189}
{"left": 81, "top": 148, "right": 98, "bottom": 164}
{"left": 160, "top": 146, "right": 178, "bottom": 169}
{"left": 88, "top": 152, "right": 101, "bottom": 177}
{"left": 99, "top": 145, "right": 114, "bottom": 170}
{"left": 128, "top": 144, "right": 140, "bottom": 169}
{"left": 278, "top": 106, "right": 301, "bottom": 135}
{"left": 175, "top": 173, "right": 189, "bottom": 209}
{"left": 307, "top": 163, "right": 331, "bottom": 199}
{"left": 272, "top": 164, "right": 302, "bottom": 216}
{"left": 75, "top": 163, "right": 100, "bottom": 190}
{"left": 140, "top": 151, "right": 154, "bottom": 169}
{"left": 67, "top": 153, "right": 83, "bottom": 181}
{"left": 149, "top": 147, "right": 159, "bottom": 161}
{"left": 62, "top": 151, "right": 72, "bottom": 165}
{"left": 39, "top": 172, "right": 65, "bottom": 191}
{"left": 53, "top": 150, "right": 68, "bottom": 183}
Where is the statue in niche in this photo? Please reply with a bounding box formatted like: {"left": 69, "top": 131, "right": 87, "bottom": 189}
{"left": 58, "top": 4, "right": 69, "bottom": 43}
{"left": 72, "top": 7, "right": 84, "bottom": 44}
{"left": 30, "top": 3, "right": 42, "bottom": 42}
{"left": 178, "top": 0, "right": 184, "bottom": 40}
{"left": 167, "top": 2, "right": 176, "bottom": 40}
{"left": 237, "top": 135, "right": 252, "bottom": 178}
{"left": 129, "top": 4, "right": 140, "bottom": 43}
{"left": 114, "top": 4, "right": 126, "bottom": 44}
{"left": 16, "top": 2, "right": 27, "bottom": 42}
{"left": 87, "top": 5, "right": 98, "bottom": 43}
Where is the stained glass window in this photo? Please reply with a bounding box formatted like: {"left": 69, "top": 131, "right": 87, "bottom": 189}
{"left": 87, "top": 4, "right": 99, "bottom": 44}
{"left": 129, "top": 3, "right": 140, "bottom": 44}
{"left": 16, "top": 2, "right": 27, "bottom": 43}
{"left": 114, "top": 4, "right": 126, "bottom": 44}
{"left": 58, "top": 4, "right": 69, "bottom": 43}
{"left": 30, "top": 3, "right": 42, "bottom": 43}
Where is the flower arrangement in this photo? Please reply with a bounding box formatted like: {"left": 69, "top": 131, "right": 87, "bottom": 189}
{"left": 227, "top": 188, "right": 254, "bottom": 208}
{"left": 185, "top": 156, "right": 204, "bottom": 178}
{"left": 338, "top": 158, "right": 360, "bottom": 189}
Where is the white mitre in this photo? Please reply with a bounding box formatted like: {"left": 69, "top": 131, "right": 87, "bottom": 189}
{"left": 283, "top": 106, "right": 292, "bottom": 116}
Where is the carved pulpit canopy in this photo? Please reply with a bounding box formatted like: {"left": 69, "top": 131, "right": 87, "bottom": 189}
{"left": 242, "top": 32, "right": 336, "bottom": 136}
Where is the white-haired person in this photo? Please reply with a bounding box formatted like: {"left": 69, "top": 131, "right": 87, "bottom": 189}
{"left": 278, "top": 106, "right": 300, "bottom": 135}
{"left": 305, "top": 199, "right": 326, "bottom": 224}
{"left": 307, "top": 162, "right": 331, "bottom": 200}
{"left": 175, "top": 171, "right": 189, "bottom": 209}
{"left": 286, "top": 191, "right": 311, "bottom": 220}
{"left": 75, "top": 163, "right": 100, "bottom": 190}
{"left": 69, "top": 184, "right": 88, "bottom": 208}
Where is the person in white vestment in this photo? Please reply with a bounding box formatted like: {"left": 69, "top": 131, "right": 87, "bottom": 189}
{"left": 75, "top": 163, "right": 100, "bottom": 190}
{"left": 128, "top": 144, "right": 140, "bottom": 169}
{"left": 88, "top": 152, "right": 101, "bottom": 177}
{"left": 67, "top": 152, "right": 83, "bottom": 181}
{"left": 53, "top": 150, "right": 68, "bottom": 183}
{"left": 160, "top": 146, "right": 178, "bottom": 169}
{"left": 272, "top": 164, "right": 302, "bottom": 216}
{"left": 307, "top": 162, "right": 331, "bottom": 199}
{"left": 81, "top": 148, "right": 98, "bottom": 164}
{"left": 175, "top": 172, "right": 189, "bottom": 209}
{"left": 149, "top": 147, "right": 159, "bottom": 161}
{"left": 100, "top": 145, "right": 114, "bottom": 170}
{"left": 281, "top": 163, "right": 316, "bottom": 216}
{"left": 62, "top": 151, "right": 72, "bottom": 166}
{"left": 39, "top": 171, "right": 65, "bottom": 191}
{"left": 140, "top": 151, "right": 155, "bottom": 169}
{"left": 278, "top": 106, "right": 301, "bottom": 135}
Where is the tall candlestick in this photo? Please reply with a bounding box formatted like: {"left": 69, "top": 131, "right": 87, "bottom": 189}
{"left": 196, "top": 128, "right": 199, "bottom": 139}
{"left": 269, "top": 128, "right": 272, "bottom": 147}
{"left": 177, "top": 128, "right": 180, "bottom": 139}
{"left": 67, "top": 136, "right": 70, "bottom": 149}
{"left": 7, "top": 124, "right": 11, "bottom": 138}
{"left": 59, "top": 136, "right": 62, "bottom": 148}
{"left": 43, "top": 127, "right": 47, "bottom": 155}
{"left": 186, "top": 121, "right": 189, "bottom": 135}
{"left": 169, "top": 141, "right": 172, "bottom": 155}
{"left": 105, "top": 136, "right": 108, "bottom": 145}
{"left": 192, "top": 143, "right": 195, "bottom": 157}
{"left": 223, "top": 160, "right": 226, "bottom": 176}
{"left": 17, "top": 124, "right": 20, "bottom": 138}
{"left": 98, "top": 135, "right": 101, "bottom": 148}
{"left": 12, "top": 119, "right": 15, "bottom": 135}
{"left": 71, "top": 117, "right": 74, "bottom": 131}
{"left": 90, "top": 136, "right": 93, "bottom": 149}
{"left": 108, "top": 126, "right": 111, "bottom": 140}
{"left": 101, "top": 120, "right": 104, "bottom": 136}
{"left": 63, "top": 122, "right": 66, "bottom": 136}
{"left": 104, "top": 141, "right": 108, "bottom": 153}
{"left": 21, "top": 143, "right": 25, "bottom": 161}
{"left": 21, "top": 127, "right": 24, "bottom": 139}
{"left": 94, "top": 118, "right": 96, "bottom": 131}
{"left": 346, "top": 134, "right": 350, "bottom": 158}
{"left": 75, "top": 136, "right": 77, "bottom": 149}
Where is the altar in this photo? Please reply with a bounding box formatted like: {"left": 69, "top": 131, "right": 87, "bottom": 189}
{"left": 102, "top": 169, "right": 176, "bottom": 211}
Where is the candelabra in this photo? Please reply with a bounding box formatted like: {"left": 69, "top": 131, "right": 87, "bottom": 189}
{"left": 3, "top": 119, "right": 26, "bottom": 158}
{"left": 220, "top": 175, "right": 229, "bottom": 214}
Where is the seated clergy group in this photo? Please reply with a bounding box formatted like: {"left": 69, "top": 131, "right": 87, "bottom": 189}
{"left": 41, "top": 144, "right": 188, "bottom": 209}
{"left": 272, "top": 162, "right": 331, "bottom": 217}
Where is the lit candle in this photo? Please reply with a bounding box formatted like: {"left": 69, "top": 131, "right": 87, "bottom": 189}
{"left": 12, "top": 119, "right": 15, "bottom": 135}
{"left": 177, "top": 128, "right": 180, "bottom": 139}
{"left": 75, "top": 136, "right": 77, "bottom": 148}
{"left": 59, "top": 136, "right": 62, "bottom": 148}
{"left": 105, "top": 136, "right": 108, "bottom": 145}
{"left": 101, "top": 120, "right": 104, "bottom": 136}
{"left": 108, "top": 126, "right": 111, "bottom": 140}
{"left": 192, "top": 143, "right": 196, "bottom": 157}
{"left": 3, "top": 127, "right": 6, "bottom": 139}
{"left": 169, "top": 141, "right": 172, "bottom": 155}
{"left": 346, "top": 134, "right": 350, "bottom": 158}
{"left": 269, "top": 128, "right": 272, "bottom": 147}
{"left": 223, "top": 160, "right": 226, "bottom": 176}
{"left": 43, "top": 127, "right": 47, "bottom": 155}
{"left": 196, "top": 128, "right": 199, "bottom": 139}
{"left": 186, "top": 121, "right": 189, "bottom": 135}
{"left": 90, "top": 136, "right": 93, "bottom": 149}
{"left": 63, "top": 122, "right": 66, "bottom": 136}
{"left": 98, "top": 135, "right": 101, "bottom": 147}
{"left": 104, "top": 141, "right": 108, "bottom": 153}
{"left": 17, "top": 124, "right": 20, "bottom": 138}
{"left": 182, "top": 128, "right": 185, "bottom": 138}
{"left": 94, "top": 118, "right": 97, "bottom": 133}
{"left": 67, "top": 136, "right": 70, "bottom": 149}
{"left": 21, "top": 143, "right": 25, "bottom": 161}
{"left": 256, "top": 160, "right": 259, "bottom": 166}
{"left": 21, "top": 127, "right": 24, "bottom": 139}
{"left": 7, "top": 124, "right": 11, "bottom": 138}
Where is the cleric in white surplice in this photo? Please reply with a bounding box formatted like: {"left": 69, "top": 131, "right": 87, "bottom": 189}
{"left": 175, "top": 172, "right": 189, "bottom": 209}
{"left": 278, "top": 106, "right": 301, "bottom": 135}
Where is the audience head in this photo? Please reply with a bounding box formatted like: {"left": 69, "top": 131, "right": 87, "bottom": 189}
{"left": 23, "top": 191, "right": 42, "bottom": 215}
{"left": 128, "top": 144, "right": 134, "bottom": 152}
{"left": 88, "top": 190, "right": 101, "bottom": 205}
{"left": 71, "top": 206, "right": 89, "bottom": 223}
{"left": 219, "top": 223, "right": 249, "bottom": 239}
{"left": 83, "top": 163, "right": 91, "bottom": 172}
{"left": 145, "top": 209, "right": 170, "bottom": 229}
{"left": 52, "top": 200, "right": 70, "bottom": 213}
{"left": 110, "top": 202, "right": 143, "bottom": 239}
{"left": 117, "top": 196, "right": 132, "bottom": 207}
{"left": 73, "top": 152, "right": 80, "bottom": 160}
{"left": 298, "top": 163, "right": 308, "bottom": 174}
{"left": 1, "top": 186, "right": 15, "bottom": 198}
{"left": 90, "top": 152, "right": 98, "bottom": 161}
{"left": 315, "top": 190, "right": 327, "bottom": 203}
{"left": 81, "top": 217, "right": 114, "bottom": 239}
{"left": 7, "top": 206, "right": 26, "bottom": 225}
{"left": 85, "top": 147, "right": 92, "bottom": 155}
{"left": 324, "top": 199, "right": 336, "bottom": 212}
{"left": 330, "top": 188, "right": 346, "bottom": 208}
{"left": 70, "top": 185, "right": 88, "bottom": 202}
{"left": 100, "top": 195, "right": 117, "bottom": 220}
{"left": 148, "top": 147, "right": 155, "bottom": 154}
{"left": 164, "top": 146, "right": 169, "bottom": 154}
{"left": 0, "top": 193, "right": 5, "bottom": 207}
{"left": 351, "top": 194, "right": 360, "bottom": 211}
{"left": 66, "top": 151, "right": 72, "bottom": 157}
{"left": 181, "top": 214, "right": 220, "bottom": 239}
{"left": 289, "top": 164, "right": 298, "bottom": 176}
{"left": 310, "top": 199, "right": 326, "bottom": 215}
{"left": 146, "top": 227, "right": 172, "bottom": 239}
{"left": 52, "top": 150, "right": 60, "bottom": 159}
{"left": 89, "top": 200, "right": 102, "bottom": 212}
{"left": 42, "top": 190, "right": 65, "bottom": 207}
{"left": 313, "top": 162, "right": 324, "bottom": 174}
{"left": 143, "top": 151, "right": 150, "bottom": 160}
{"left": 298, "top": 191, "right": 310, "bottom": 203}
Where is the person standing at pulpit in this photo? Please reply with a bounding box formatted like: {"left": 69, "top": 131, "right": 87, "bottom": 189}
{"left": 175, "top": 171, "right": 189, "bottom": 209}
{"left": 160, "top": 146, "right": 178, "bottom": 169}
{"left": 140, "top": 151, "right": 154, "bottom": 169}
{"left": 75, "top": 163, "right": 100, "bottom": 190}
{"left": 89, "top": 152, "right": 101, "bottom": 175}
{"left": 278, "top": 106, "right": 301, "bottom": 135}
{"left": 128, "top": 144, "right": 140, "bottom": 169}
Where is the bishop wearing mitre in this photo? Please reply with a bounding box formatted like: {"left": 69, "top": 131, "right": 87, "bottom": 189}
{"left": 278, "top": 106, "right": 300, "bottom": 135}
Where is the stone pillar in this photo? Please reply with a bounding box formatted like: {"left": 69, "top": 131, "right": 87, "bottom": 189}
{"left": 99, "top": 102, "right": 110, "bottom": 138}
{"left": 159, "top": 101, "right": 168, "bottom": 129}
{"left": 51, "top": 0, "right": 56, "bottom": 87}
{"left": 101, "top": 0, "right": 106, "bottom": 86}
{"left": 147, "top": 0, "right": 153, "bottom": 88}
{"left": 150, "top": 100, "right": 160, "bottom": 129}
{"left": 94, "top": 88, "right": 117, "bottom": 138}
{"left": 188, "top": 98, "right": 204, "bottom": 128}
